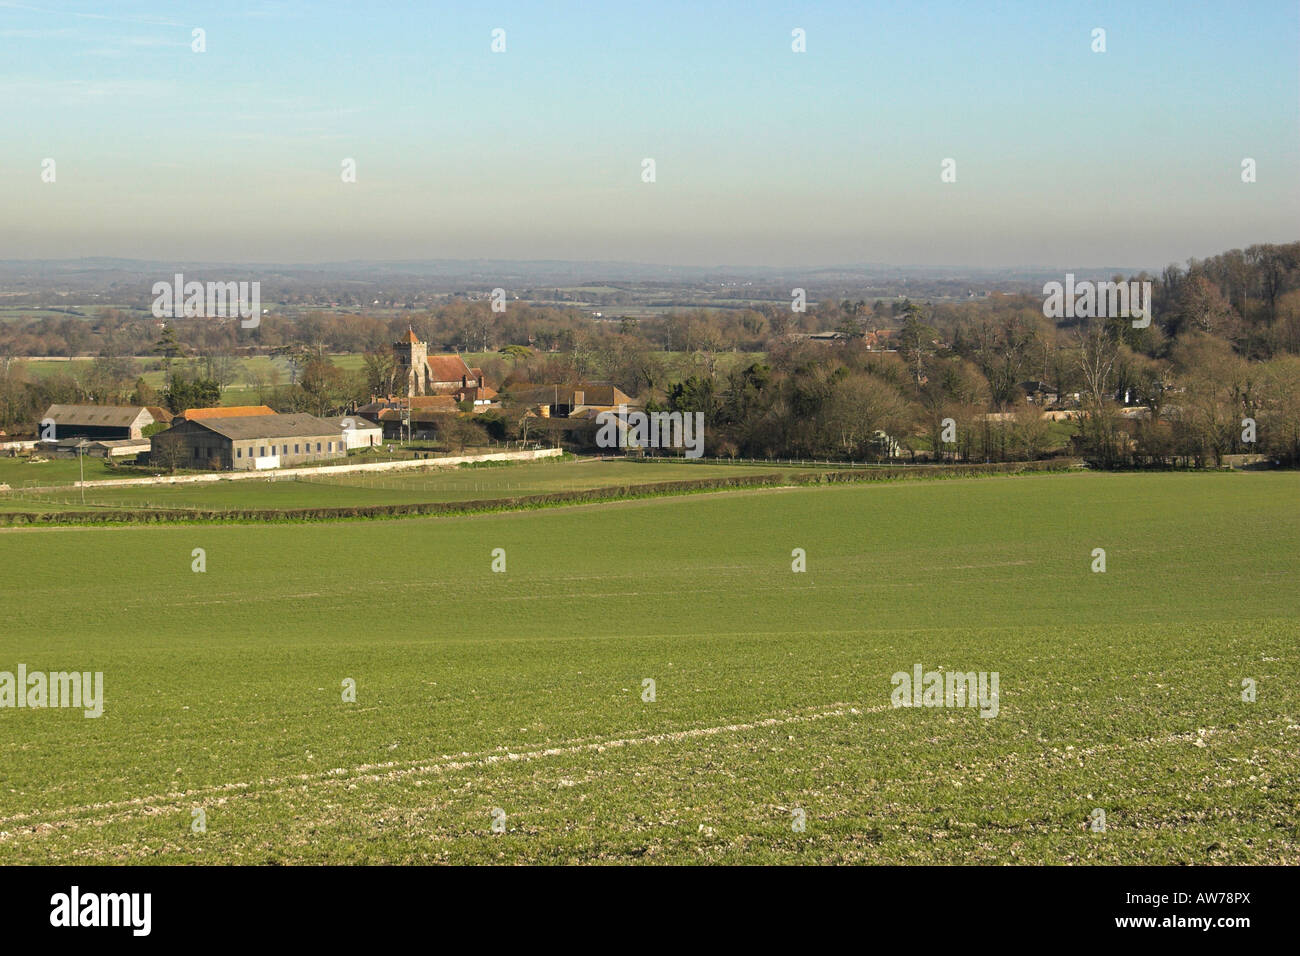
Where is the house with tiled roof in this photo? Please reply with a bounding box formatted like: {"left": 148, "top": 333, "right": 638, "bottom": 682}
{"left": 507, "top": 383, "right": 633, "bottom": 418}
{"left": 454, "top": 384, "right": 498, "bottom": 408}
{"left": 391, "top": 398, "right": 458, "bottom": 438}
{"left": 352, "top": 395, "right": 463, "bottom": 440}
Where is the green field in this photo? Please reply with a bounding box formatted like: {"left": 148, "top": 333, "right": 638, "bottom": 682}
{"left": 0, "top": 471, "right": 1296, "bottom": 864}
{"left": 0, "top": 455, "right": 123, "bottom": 490}
{"left": 0, "top": 458, "right": 812, "bottom": 513}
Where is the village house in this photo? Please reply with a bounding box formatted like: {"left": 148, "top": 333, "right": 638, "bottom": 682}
{"left": 506, "top": 382, "right": 639, "bottom": 450}
{"left": 355, "top": 395, "right": 459, "bottom": 440}
{"left": 454, "top": 384, "right": 499, "bottom": 408}
{"left": 1018, "top": 381, "right": 1060, "bottom": 406}
{"left": 508, "top": 382, "right": 634, "bottom": 419}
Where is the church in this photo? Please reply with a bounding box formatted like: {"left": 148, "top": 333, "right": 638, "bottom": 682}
{"left": 393, "top": 328, "right": 482, "bottom": 396}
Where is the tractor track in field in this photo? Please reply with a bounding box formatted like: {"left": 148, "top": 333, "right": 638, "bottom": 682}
{"left": 0, "top": 702, "right": 872, "bottom": 840}
{"left": 2, "top": 709, "right": 1285, "bottom": 846}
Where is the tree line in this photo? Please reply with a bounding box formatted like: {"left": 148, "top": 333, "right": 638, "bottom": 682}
{"left": 1, "top": 241, "right": 1297, "bottom": 467}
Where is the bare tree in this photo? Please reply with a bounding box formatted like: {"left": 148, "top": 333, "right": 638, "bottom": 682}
{"left": 150, "top": 430, "right": 186, "bottom": 473}
{"left": 1075, "top": 322, "right": 1120, "bottom": 464}
{"left": 361, "top": 348, "right": 397, "bottom": 397}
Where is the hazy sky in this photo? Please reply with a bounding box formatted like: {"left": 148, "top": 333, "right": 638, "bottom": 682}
{"left": 2, "top": 0, "right": 1297, "bottom": 269}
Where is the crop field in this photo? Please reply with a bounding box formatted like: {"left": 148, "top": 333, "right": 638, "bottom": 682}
{"left": 0, "top": 458, "right": 811, "bottom": 513}
{"left": 0, "top": 471, "right": 1296, "bottom": 864}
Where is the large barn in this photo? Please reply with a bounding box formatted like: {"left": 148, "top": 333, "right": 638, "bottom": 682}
{"left": 39, "top": 404, "right": 159, "bottom": 441}
{"left": 151, "top": 413, "right": 347, "bottom": 470}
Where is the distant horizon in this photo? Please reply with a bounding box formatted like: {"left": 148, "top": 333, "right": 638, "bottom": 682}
{"left": 3, "top": 1, "right": 1296, "bottom": 266}
{"left": 5, "top": 247, "right": 1281, "bottom": 277}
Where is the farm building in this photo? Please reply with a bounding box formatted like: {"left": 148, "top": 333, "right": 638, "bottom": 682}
{"left": 39, "top": 404, "right": 159, "bottom": 441}
{"left": 38, "top": 436, "right": 147, "bottom": 459}
{"left": 327, "top": 415, "right": 383, "bottom": 449}
{"left": 82, "top": 439, "right": 151, "bottom": 459}
{"left": 151, "top": 413, "right": 347, "bottom": 470}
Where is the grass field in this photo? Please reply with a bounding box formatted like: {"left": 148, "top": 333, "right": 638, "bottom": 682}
{"left": 0, "top": 471, "right": 1296, "bottom": 864}
{"left": 0, "top": 458, "right": 815, "bottom": 513}
{"left": 0, "top": 455, "right": 123, "bottom": 490}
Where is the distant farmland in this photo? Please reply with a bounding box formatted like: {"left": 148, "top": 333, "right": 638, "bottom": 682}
{"left": 0, "top": 458, "right": 808, "bottom": 513}
{"left": 1, "top": 471, "right": 1295, "bottom": 864}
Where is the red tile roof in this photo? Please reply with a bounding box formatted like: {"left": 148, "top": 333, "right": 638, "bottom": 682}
{"left": 425, "top": 354, "right": 473, "bottom": 384}
{"left": 183, "top": 405, "right": 276, "bottom": 421}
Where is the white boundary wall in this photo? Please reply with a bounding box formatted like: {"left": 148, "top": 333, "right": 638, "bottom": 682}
{"left": 15, "top": 447, "right": 562, "bottom": 492}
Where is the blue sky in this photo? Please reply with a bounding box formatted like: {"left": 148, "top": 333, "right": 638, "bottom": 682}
{"left": 2, "top": 0, "right": 1297, "bottom": 268}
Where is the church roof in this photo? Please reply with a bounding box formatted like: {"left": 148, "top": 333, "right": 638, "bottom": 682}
{"left": 425, "top": 354, "right": 473, "bottom": 383}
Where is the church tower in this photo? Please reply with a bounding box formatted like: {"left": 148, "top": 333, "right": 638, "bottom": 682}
{"left": 394, "top": 327, "right": 428, "bottom": 396}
